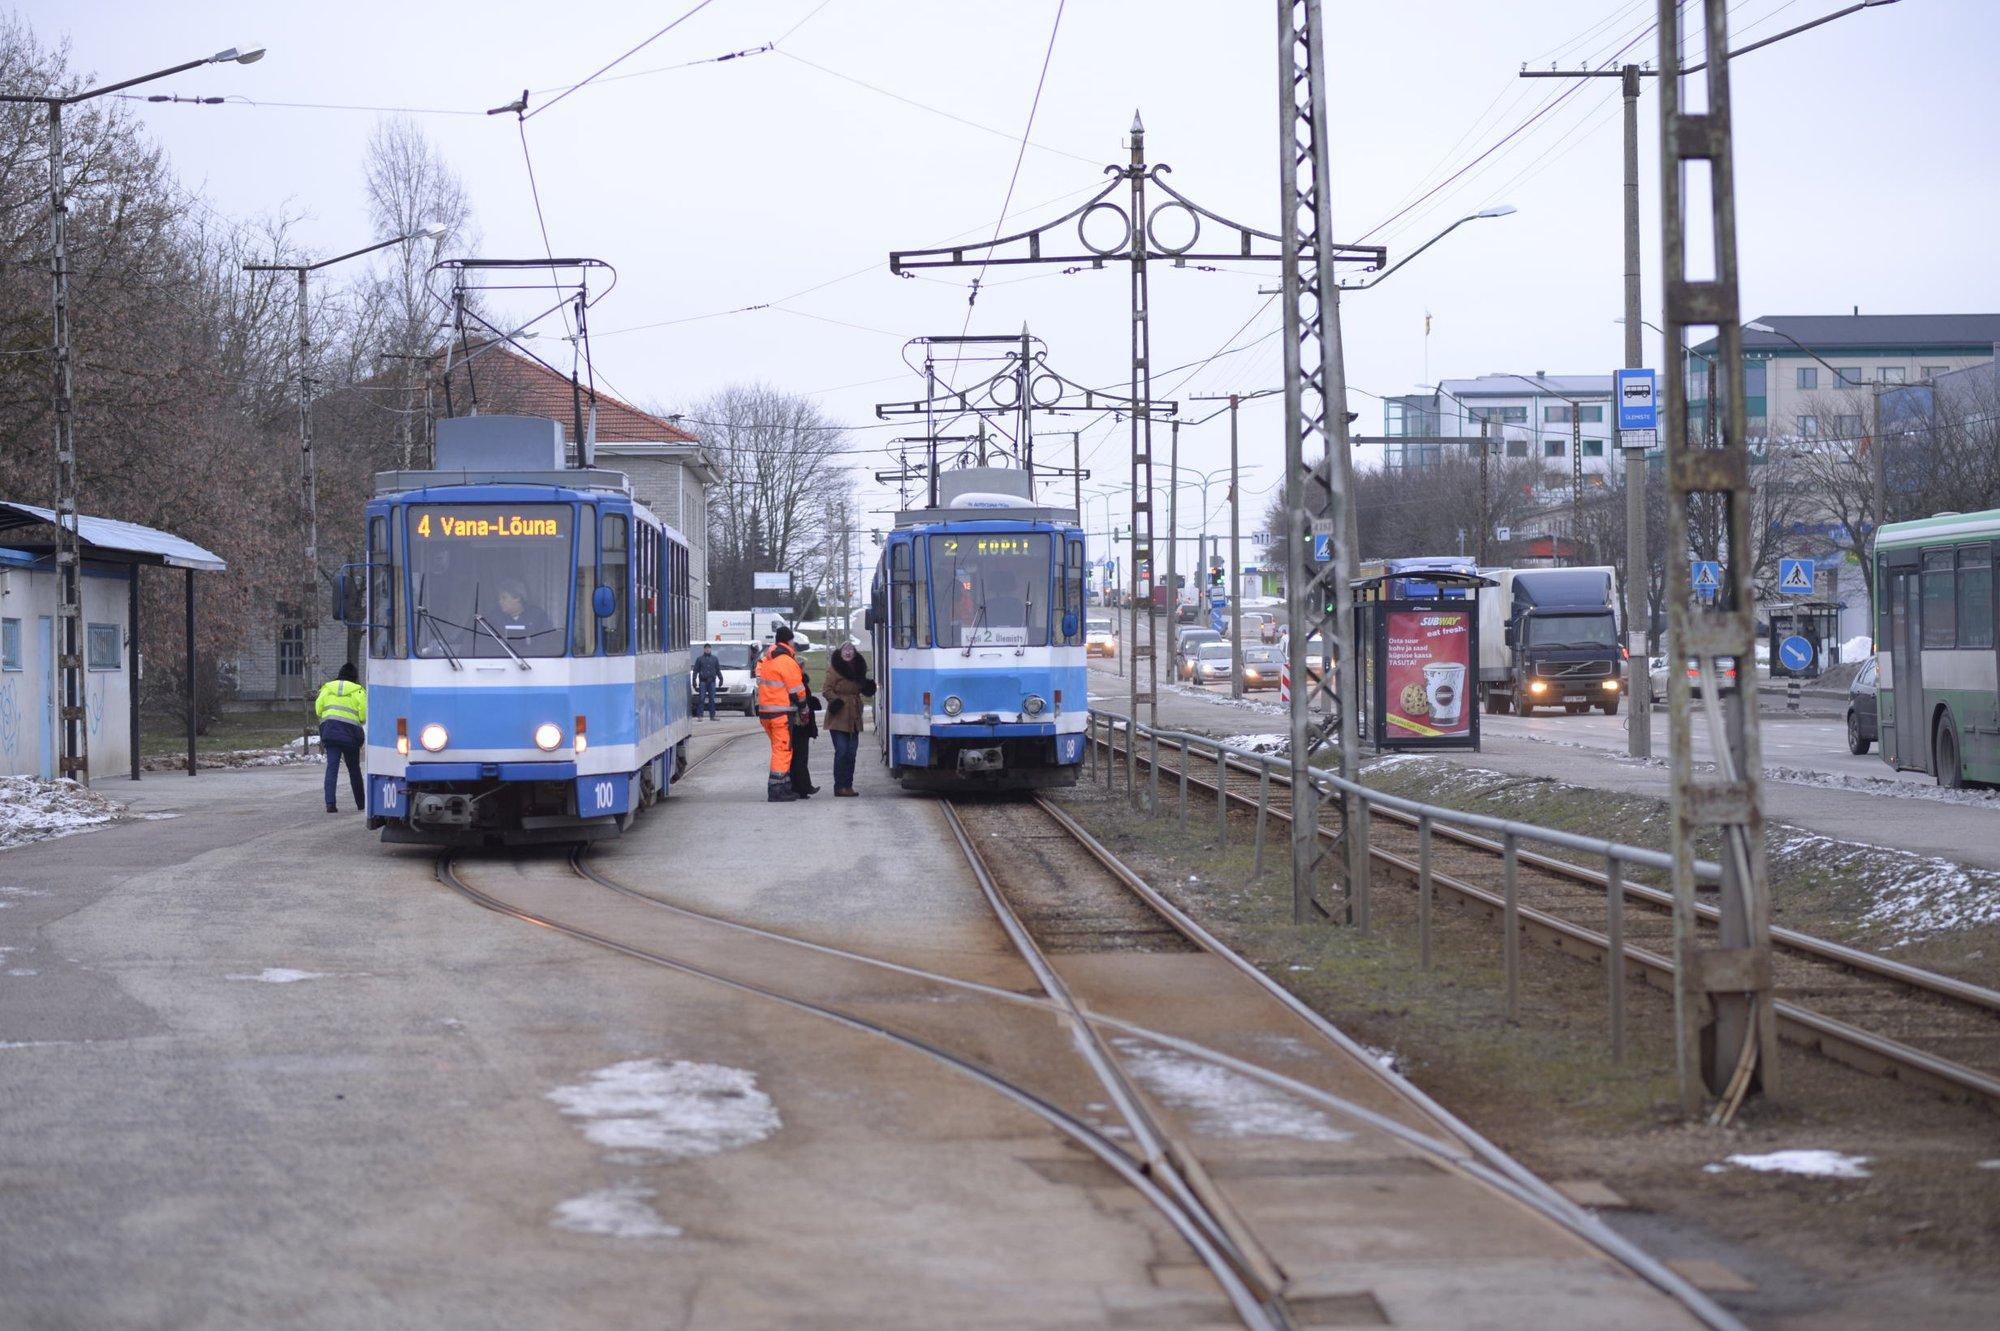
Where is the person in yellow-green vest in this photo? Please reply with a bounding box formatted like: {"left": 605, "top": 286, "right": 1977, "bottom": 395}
{"left": 315, "top": 662, "right": 368, "bottom": 814}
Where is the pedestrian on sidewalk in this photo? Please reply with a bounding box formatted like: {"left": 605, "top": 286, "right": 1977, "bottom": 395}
{"left": 693, "top": 643, "right": 722, "bottom": 720}
{"left": 314, "top": 662, "right": 367, "bottom": 814}
{"left": 821, "top": 641, "right": 874, "bottom": 796}
{"left": 754, "top": 627, "right": 809, "bottom": 802}
{"left": 789, "top": 689, "right": 822, "bottom": 798}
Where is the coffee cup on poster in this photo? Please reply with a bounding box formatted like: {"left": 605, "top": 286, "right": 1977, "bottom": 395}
{"left": 1424, "top": 661, "right": 1466, "bottom": 725}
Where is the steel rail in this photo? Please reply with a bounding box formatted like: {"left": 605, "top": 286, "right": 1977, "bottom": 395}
{"left": 434, "top": 853, "right": 1277, "bottom": 1329}
{"left": 1092, "top": 722, "right": 2000, "bottom": 1112}
{"left": 940, "top": 800, "right": 1291, "bottom": 1309}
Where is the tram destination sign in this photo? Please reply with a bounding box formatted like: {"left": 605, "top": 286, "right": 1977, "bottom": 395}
{"left": 412, "top": 505, "right": 568, "bottom": 541}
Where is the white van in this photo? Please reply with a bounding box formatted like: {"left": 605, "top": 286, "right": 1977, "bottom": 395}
{"left": 696, "top": 640, "right": 761, "bottom": 716}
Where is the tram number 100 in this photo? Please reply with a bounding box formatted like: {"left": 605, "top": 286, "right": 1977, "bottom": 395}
{"left": 590, "top": 780, "right": 618, "bottom": 811}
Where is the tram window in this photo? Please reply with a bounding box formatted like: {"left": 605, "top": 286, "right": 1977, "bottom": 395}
{"left": 1065, "top": 539, "right": 1086, "bottom": 644}
{"left": 573, "top": 506, "right": 598, "bottom": 657}
{"left": 1958, "top": 548, "right": 1993, "bottom": 649}
{"left": 368, "top": 515, "right": 398, "bottom": 659}
{"left": 1921, "top": 550, "right": 1956, "bottom": 648}
{"left": 1876, "top": 555, "right": 1891, "bottom": 640}
{"left": 930, "top": 533, "right": 1054, "bottom": 648}
{"left": 603, "top": 515, "right": 630, "bottom": 654}
{"left": 890, "top": 542, "right": 915, "bottom": 650}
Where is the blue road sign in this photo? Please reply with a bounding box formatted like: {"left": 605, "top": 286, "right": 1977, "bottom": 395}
{"left": 1312, "top": 534, "right": 1332, "bottom": 563}
{"left": 1778, "top": 557, "right": 1815, "bottom": 596}
{"left": 1615, "top": 367, "right": 1658, "bottom": 431}
{"left": 1692, "top": 560, "right": 1722, "bottom": 596}
{"left": 1779, "top": 635, "right": 1814, "bottom": 672}
{"left": 1209, "top": 599, "right": 1227, "bottom": 633}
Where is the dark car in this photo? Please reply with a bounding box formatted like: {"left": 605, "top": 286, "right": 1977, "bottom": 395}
{"left": 1846, "top": 658, "right": 1879, "bottom": 755}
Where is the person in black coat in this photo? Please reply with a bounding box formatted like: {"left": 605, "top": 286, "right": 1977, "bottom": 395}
{"left": 789, "top": 688, "right": 822, "bottom": 797}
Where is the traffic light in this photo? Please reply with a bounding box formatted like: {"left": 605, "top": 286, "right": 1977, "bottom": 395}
{"left": 1209, "top": 563, "right": 1224, "bottom": 587}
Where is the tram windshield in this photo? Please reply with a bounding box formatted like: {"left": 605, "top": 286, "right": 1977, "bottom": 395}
{"left": 407, "top": 504, "right": 574, "bottom": 659}
{"left": 930, "top": 532, "right": 1053, "bottom": 648}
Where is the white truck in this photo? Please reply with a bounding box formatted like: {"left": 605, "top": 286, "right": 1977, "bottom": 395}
{"left": 1477, "top": 566, "right": 1625, "bottom": 716}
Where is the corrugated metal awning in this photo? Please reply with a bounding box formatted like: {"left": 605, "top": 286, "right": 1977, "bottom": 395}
{"left": 0, "top": 502, "right": 227, "bottom": 571}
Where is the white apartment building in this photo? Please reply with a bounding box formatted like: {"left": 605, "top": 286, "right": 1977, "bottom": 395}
{"left": 1382, "top": 372, "right": 1624, "bottom": 484}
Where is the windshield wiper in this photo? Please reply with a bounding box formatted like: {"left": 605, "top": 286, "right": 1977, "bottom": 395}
{"left": 961, "top": 601, "right": 988, "bottom": 657}
{"left": 475, "top": 614, "right": 532, "bottom": 670}
{"left": 415, "top": 575, "right": 461, "bottom": 670}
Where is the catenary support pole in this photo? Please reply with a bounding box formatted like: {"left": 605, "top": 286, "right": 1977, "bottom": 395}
{"left": 46, "top": 101, "right": 90, "bottom": 784}
{"left": 184, "top": 566, "right": 197, "bottom": 778}
{"left": 1229, "top": 396, "right": 1244, "bottom": 698}
{"left": 1622, "top": 64, "right": 1653, "bottom": 758}
{"left": 127, "top": 564, "right": 140, "bottom": 781}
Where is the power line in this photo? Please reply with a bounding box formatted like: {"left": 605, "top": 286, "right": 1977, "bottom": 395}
{"left": 526, "top": 0, "right": 724, "bottom": 121}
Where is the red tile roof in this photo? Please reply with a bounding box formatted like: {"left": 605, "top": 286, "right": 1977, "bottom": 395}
{"left": 431, "top": 341, "right": 697, "bottom": 444}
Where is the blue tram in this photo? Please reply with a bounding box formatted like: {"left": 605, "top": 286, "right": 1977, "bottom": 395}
{"left": 868, "top": 468, "right": 1088, "bottom": 790}
{"left": 342, "top": 415, "right": 693, "bottom": 844}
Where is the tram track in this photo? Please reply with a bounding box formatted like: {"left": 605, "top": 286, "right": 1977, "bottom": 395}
{"left": 431, "top": 727, "right": 1740, "bottom": 1330}
{"left": 1092, "top": 724, "right": 2000, "bottom": 1112}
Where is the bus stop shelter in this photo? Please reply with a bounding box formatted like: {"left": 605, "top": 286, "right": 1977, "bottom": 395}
{"left": 0, "top": 502, "right": 227, "bottom": 781}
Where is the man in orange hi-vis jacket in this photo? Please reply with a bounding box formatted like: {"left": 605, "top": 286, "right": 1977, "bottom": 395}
{"left": 754, "top": 626, "right": 810, "bottom": 802}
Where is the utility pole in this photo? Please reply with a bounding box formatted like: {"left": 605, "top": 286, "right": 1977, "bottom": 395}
{"left": 1656, "top": 0, "right": 1777, "bottom": 1115}
{"left": 1526, "top": 0, "right": 1905, "bottom": 753}
{"left": 1193, "top": 388, "right": 1281, "bottom": 699}
{"left": 890, "top": 117, "right": 1372, "bottom": 754}
{"left": 2, "top": 43, "right": 266, "bottom": 785}
{"left": 1279, "top": 1, "right": 1386, "bottom": 927}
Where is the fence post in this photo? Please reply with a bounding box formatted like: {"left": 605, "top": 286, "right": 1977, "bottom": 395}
{"left": 1086, "top": 713, "right": 1096, "bottom": 782}
{"left": 1502, "top": 831, "right": 1520, "bottom": 1022}
{"left": 1215, "top": 742, "right": 1228, "bottom": 846}
{"left": 1177, "top": 735, "right": 1189, "bottom": 821}
{"left": 1147, "top": 727, "right": 1160, "bottom": 815}
{"left": 1606, "top": 855, "right": 1626, "bottom": 1063}
{"left": 1418, "top": 814, "right": 1433, "bottom": 972}
{"left": 1252, "top": 760, "right": 1270, "bottom": 879}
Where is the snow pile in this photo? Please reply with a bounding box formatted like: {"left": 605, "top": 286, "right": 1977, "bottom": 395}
{"left": 1840, "top": 635, "right": 1874, "bottom": 665}
{"left": 1162, "top": 682, "right": 1291, "bottom": 717}
{"left": 552, "top": 1182, "right": 682, "bottom": 1239}
{"left": 0, "top": 776, "right": 122, "bottom": 849}
{"left": 1113, "top": 1038, "right": 1350, "bottom": 1142}
{"left": 1716, "top": 1149, "right": 1871, "bottom": 1179}
{"left": 547, "top": 1058, "right": 781, "bottom": 1163}
{"left": 1221, "top": 733, "right": 1288, "bottom": 757}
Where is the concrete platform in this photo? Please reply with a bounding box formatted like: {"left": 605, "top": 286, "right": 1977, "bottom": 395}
{"left": 0, "top": 730, "right": 1710, "bottom": 1328}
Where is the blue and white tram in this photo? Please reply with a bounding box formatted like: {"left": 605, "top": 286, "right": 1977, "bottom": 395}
{"left": 868, "top": 471, "right": 1089, "bottom": 790}
{"left": 344, "top": 416, "right": 694, "bottom": 844}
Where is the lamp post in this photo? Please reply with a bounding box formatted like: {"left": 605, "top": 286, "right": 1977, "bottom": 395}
{"left": 1191, "top": 389, "right": 1281, "bottom": 696}
{"left": 246, "top": 222, "right": 446, "bottom": 699}
{"left": 0, "top": 44, "right": 265, "bottom": 784}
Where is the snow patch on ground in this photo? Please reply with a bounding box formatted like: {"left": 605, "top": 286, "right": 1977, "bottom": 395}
{"left": 0, "top": 776, "right": 122, "bottom": 849}
{"left": 1771, "top": 831, "right": 2000, "bottom": 943}
{"left": 1113, "top": 1038, "right": 1351, "bottom": 1143}
{"left": 1161, "top": 683, "right": 1291, "bottom": 717}
{"left": 1361, "top": 1044, "right": 1404, "bottom": 1075}
{"left": 1221, "top": 733, "right": 1288, "bottom": 757}
{"left": 547, "top": 1058, "right": 781, "bottom": 1162}
{"left": 226, "top": 968, "right": 332, "bottom": 984}
{"left": 1719, "top": 1149, "right": 1872, "bottom": 1179}
{"left": 551, "top": 1181, "right": 682, "bottom": 1239}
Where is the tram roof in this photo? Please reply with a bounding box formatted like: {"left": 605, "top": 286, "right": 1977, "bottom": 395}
{"left": 1876, "top": 508, "right": 2000, "bottom": 550}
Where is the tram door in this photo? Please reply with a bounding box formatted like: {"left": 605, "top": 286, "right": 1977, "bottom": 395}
{"left": 1889, "top": 570, "right": 1926, "bottom": 771}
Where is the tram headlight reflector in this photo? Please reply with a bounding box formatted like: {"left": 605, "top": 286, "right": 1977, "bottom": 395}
{"left": 396, "top": 718, "right": 409, "bottom": 757}
{"left": 1022, "top": 694, "right": 1046, "bottom": 717}
{"left": 534, "top": 722, "right": 563, "bottom": 752}
{"left": 942, "top": 695, "right": 964, "bottom": 717}
{"left": 575, "top": 714, "right": 588, "bottom": 752}
{"left": 418, "top": 722, "right": 449, "bottom": 753}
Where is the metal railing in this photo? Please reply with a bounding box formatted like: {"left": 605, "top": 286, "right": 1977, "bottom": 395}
{"left": 1085, "top": 707, "right": 1723, "bottom": 1063}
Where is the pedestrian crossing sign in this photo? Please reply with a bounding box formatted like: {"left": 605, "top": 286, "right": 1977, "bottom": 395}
{"left": 1312, "top": 534, "right": 1332, "bottom": 563}
{"left": 1692, "top": 561, "right": 1721, "bottom": 595}
{"left": 1779, "top": 557, "right": 1814, "bottom": 595}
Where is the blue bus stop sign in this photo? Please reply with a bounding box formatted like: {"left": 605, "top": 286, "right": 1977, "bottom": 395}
{"left": 1779, "top": 635, "right": 1813, "bottom": 672}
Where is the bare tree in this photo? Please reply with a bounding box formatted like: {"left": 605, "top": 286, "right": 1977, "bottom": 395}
{"left": 689, "top": 384, "right": 857, "bottom": 610}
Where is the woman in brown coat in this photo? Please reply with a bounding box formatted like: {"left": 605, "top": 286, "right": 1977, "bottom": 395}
{"left": 821, "top": 642, "right": 873, "bottom": 796}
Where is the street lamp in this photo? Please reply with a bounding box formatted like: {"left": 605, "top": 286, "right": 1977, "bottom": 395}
{"left": 0, "top": 43, "right": 266, "bottom": 784}
{"left": 1190, "top": 388, "right": 1282, "bottom": 695}
{"left": 1338, "top": 206, "right": 1517, "bottom": 290}
{"left": 246, "top": 221, "right": 450, "bottom": 702}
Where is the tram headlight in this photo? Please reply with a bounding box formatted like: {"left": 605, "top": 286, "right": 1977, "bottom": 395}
{"left": 418, "top": 722, "right": 449, "bottom": 753}
{"left": 1022, "top": 694, "right": 1046, "bottom": 717}
{"left": 534, "top": 722, "right": 563, "bottom": 752}
{"left": 942, "top": 695, "right": 964, "bottom": 717}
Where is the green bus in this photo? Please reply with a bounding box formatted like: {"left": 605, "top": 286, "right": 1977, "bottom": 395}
{"left": 1875, "top": 509, "right": 1998, "bottom": 786}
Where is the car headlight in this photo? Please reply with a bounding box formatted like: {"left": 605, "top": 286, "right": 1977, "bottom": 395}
{"left": 1528, "top": 680, "right": 1549, "bottom": 695}
{"left": 942, "top": 695, "right": 964, "bottom": 717}
{"left": 418, "top": 722, "right": 449, "bottom": 753}
{"left": 534, "top": 722, "right": 563, "bottom": 751}
{"left": 1602, "top": 679, "right": 1619, "bottom": 692}
{"left": 1022, "top": 694, "right": 1046, "bottom": 717}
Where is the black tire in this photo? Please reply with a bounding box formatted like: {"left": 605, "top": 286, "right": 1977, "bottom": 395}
{"left": 1935, "top": 718, "right": 1963, "bottom": 789}
{"left": 1513, "top": 691, "right": 1534, "bottom": 718}
{"left": 1846, "top": 709, "right": 1871, "bottom": 756}
{"left": 1484, "top": 690, "right": 1504, "bottom": 715}
{"left": 1600, "top": 696, "right": 1620, "bottom": 717}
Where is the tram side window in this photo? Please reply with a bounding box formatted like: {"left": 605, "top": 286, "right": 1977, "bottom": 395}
{"left": 674, "top": 541, "right": 690, "bottom": 650}
{"left": 603, "top": 515, "right": 630, "bottom": 653}
{"left": 1876, "top": 555, "right": 1891, "bottom": 641}
{"left": 912, "top": 539, "right": 931, "bottom": 648}
{"left": 368, "top": 515, "right": 398, "bottom": 658}
{"left": 572, "top": 506, "right": 598, "bottom": 657}
{"left": 1959, "top": 548, "right": 1993, "bottom": 650}
{"left": 1064, "top": 539, "right": 1086, "bottom": 644}
{"left": 890, "top": 542, "right": 915, "bottom": 650}
{"left": 1921, "top": 550, "right": 1956, "bottom": 648}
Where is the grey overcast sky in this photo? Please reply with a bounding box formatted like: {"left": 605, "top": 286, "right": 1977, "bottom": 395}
{"left": 29, "top": 0, "right": 2000, "bottom": 536}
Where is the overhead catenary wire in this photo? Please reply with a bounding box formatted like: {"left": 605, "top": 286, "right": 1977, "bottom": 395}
{"left": 524, "top": 0, "right": 723, "bottom": 121}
